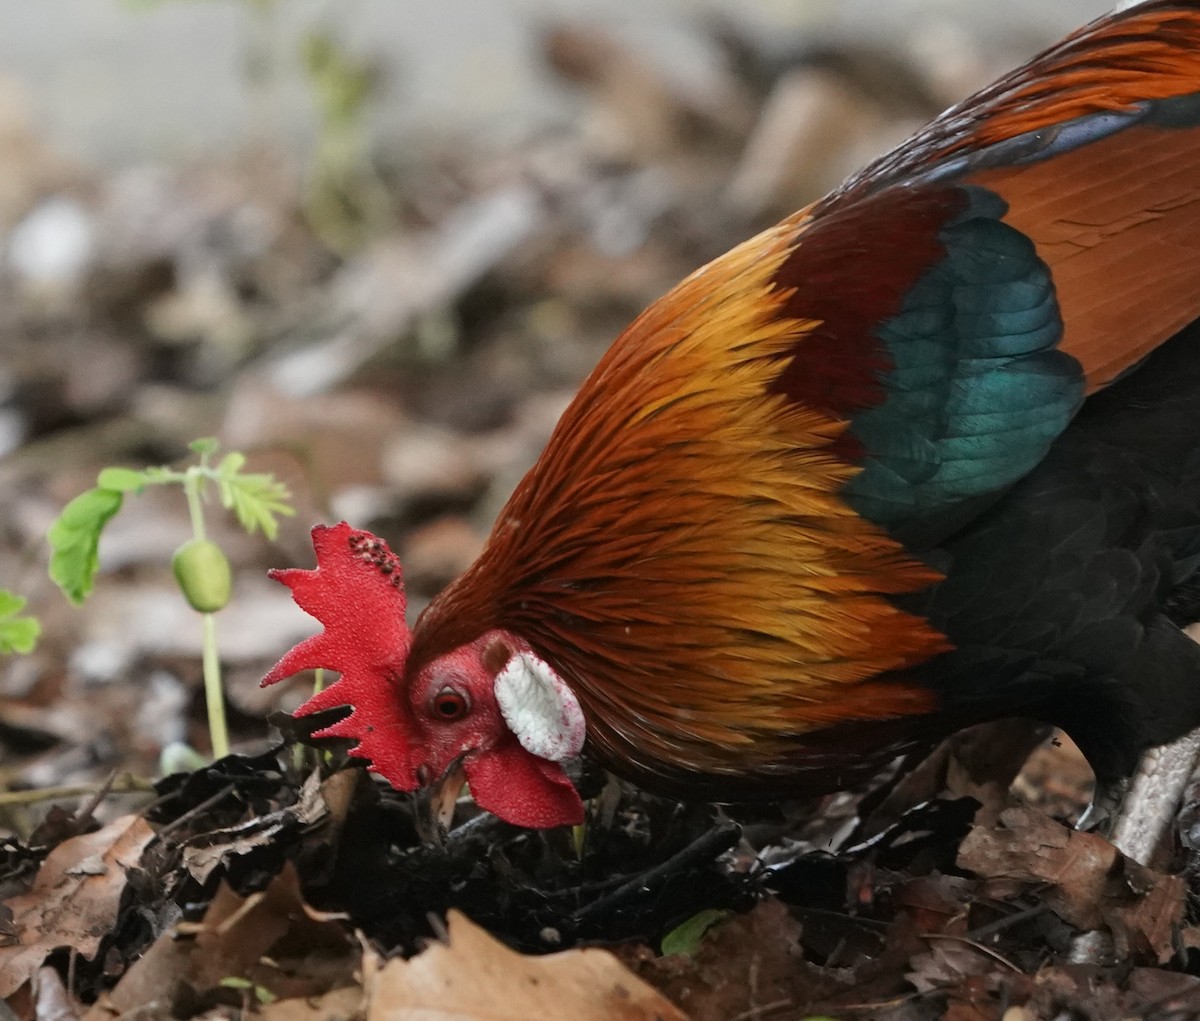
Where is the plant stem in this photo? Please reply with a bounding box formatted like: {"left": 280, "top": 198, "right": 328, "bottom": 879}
{"left": 202, "top": 612, "right": 230, "bottom": 758}
{"left": 183, "top": 469, "right": 208, "bottom": 540}
{"left": 0, "top": 775, "right": 155, "bottom": 806}
{"left": 291, "top": 668, "right": 329, "bottom": 773}
{"left": 184, "top": 467, "right": 228, "bottom": 758}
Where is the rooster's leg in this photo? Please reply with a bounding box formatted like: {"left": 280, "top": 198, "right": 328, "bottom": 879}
{"left": 1101, "top": 622, "right": 1200, "bottom": 865}
{"left": 1069, "top": 624, "right": 1200, "bottom": 963}
{"left": 1106, "top": 728, "right": 1200, "bottom": 866}
{"left": 1077, "top": 622, "right": 1200, "bottom": 866}
{"left": 1068, "top": 726, "right": 1200, "bottom": 964}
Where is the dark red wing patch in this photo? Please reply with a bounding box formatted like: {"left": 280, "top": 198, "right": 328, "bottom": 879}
{"left": 769, "top": 187, "right": 965, "bottom": 441}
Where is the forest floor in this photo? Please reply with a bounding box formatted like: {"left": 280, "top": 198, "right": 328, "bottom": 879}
{"left": 2, "top": 11, "right": 1199, "bottom": 1021}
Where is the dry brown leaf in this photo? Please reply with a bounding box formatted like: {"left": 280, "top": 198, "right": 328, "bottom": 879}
{"left": 86, "top": 863, "right": 354, "bottom": 1021}
{"left": 258, "top": 985, "right": 364, "bottom": 1021}
{"left": 35, "top": 965, "right": 84, "bottom": 1021}
{"left": 1125, "top": 968, "right": 1200, "bottom": 1013}
{"left": 906, "top": 939, "right": 998, "bottom": 995}
{"left": 0, "top": 815, "right": 154, "bottom": 999}
{"left": 958, "top": 806, "right": 1185, "bottom": 962}
{"left": 893, "top": 875, "right": 972, "bottom": 937}
{"left": 619, "top": 900, "right": 807, "bottom": 1021}
{"left": 366, "top": 910, "right": 688, "bottom": 1021}
{"left": 859, "top": 720, "right": 1051, "bottom": 840}
{"left": 181, "top": 771, "right": 329, "bottom": 884}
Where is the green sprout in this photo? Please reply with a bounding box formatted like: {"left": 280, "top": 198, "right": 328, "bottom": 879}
{"left": 0, "top": 590, "right": 40, "bottom": 655}
{"left": 302, "top": 27, "right": 390, "bottom": 253}
{"left": 47, "top": 437, "right": 294, "bottom": 758}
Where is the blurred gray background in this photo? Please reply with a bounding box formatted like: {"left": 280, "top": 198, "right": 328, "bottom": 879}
{"left": 1, "top": 0, "right": 1114, "bottom": 167}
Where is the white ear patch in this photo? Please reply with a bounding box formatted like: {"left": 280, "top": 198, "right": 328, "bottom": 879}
{"left": 493, "top": 652, "right": 586, "bottom": 762}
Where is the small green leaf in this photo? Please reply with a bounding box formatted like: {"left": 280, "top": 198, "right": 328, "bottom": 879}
{"left": 660, "top": 909, "right": 732, "bottom": 957}
{"left": 216, "top": 977, "right": 275, "bottom": 1005}
{"left": 189, "top": 437, "right": 220, "bottom": 456}
{"left": 0, "top": 590, "right": 39, "bottom": 654}
{"left": 160, "top": 741, "right": 210, "bottom": 775}
{"left": 216, "top": 451, "right": 246, "bottom": 479}
{"left": 97, "top": 467, "right": 150, "bottom": 493}
{"left": 48, "top": 487, "right": 124, "bottom": 604}
{"left": 219, "top": 472, "right": 294, "bottom": 541}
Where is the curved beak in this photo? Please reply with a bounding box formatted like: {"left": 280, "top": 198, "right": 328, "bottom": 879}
{"left": 414, "top": 754, "right": 469, "bottom": 845}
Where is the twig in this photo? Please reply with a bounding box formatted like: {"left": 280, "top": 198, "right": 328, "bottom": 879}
{"left": 444, "top": 812, "right": 505, "bottom": 849}
{"left": 570, "top": 822, "right": 741, "bottom": 924}
{"left": 0, "top": 774, "right": 155, "bottom": 807}
{"left": 75, "top": 770, "right": 118, "bottom": 828}
{"left": 728, "top": 999, "right": 792, "bottom": 1021}
{"left": 921, "top": 931, "right": 1023, "bottom": 972}
{"left": 966, "top": 901, "right": 1049, "bottom": 943}
{"left": 154, "top": 783, "right": 239, "bottom": 839}
{"left": 832, "top": 990, "right": 928, "bottom": 1013}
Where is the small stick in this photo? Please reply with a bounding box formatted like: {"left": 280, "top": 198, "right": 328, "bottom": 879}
{"left": 570, "top": 822, "right": 740, "bottom": 924}
{"left": 154, "top": 784, "right": 239, "bottom": 839}
{"left": 0, "top": 774, "right": 154, "bottom": 807}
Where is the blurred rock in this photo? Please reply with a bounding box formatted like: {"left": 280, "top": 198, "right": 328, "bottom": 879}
{"left": 223, "top": 380, "right": 402, "bottom": 492}
{"left": 0, "top": 76, "right": 78, "bottom": 228}
{"left": 60, "top": 332, "right": 144, "bottom": 417}
{"left": 132, "top": 670, "right": 189, "bottom": 753}
{"left": 267, "top": 185, "right": 546, "bottom": 398}
{"left": 81, "top": 574, "right": 312, "bottom": 664}
{"left": 543, "top": 24, "right": 752, "bottom": 165}
{"left": 7, "top": 196, "right": 96, "bottom": 301}
{"left": 380, "top": 422, "right": 488, "bottom": 510}
{"left": 400, "top": 516, "right": 486, "bottom": 600}
{"left": 67, "top": 640, "right": 134, "bottom": 687}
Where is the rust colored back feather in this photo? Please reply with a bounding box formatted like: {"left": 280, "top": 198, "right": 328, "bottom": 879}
{"left": 837, "top": 1, "right": 1200, "bottom": 390}
{"left": 840, "top": 3, "right": 1200, "bottom": 192}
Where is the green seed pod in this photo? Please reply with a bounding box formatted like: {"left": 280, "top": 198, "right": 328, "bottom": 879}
{"left": 172, "top": 539, "right": 232, "bottom": 613}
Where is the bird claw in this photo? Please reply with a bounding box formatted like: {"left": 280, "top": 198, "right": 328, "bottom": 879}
{"left": 1074, "top": 776, "right": 1128, "bottom": 836}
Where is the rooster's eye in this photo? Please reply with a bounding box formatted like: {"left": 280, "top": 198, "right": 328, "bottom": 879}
{"left": 431, "top": 687, "right": 470, "bottom": 721}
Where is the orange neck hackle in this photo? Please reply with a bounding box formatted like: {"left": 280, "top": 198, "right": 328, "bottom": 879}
{"left": 411, "top": 217, "right": 950, "bottom": 783}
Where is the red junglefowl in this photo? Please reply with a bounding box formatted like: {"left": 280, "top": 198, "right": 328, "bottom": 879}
{"left": 264, "top": 2, "right": 1200, "bottom": 839}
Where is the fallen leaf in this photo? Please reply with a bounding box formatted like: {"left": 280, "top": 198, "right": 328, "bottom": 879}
{"left": 366, "top": 910, "right": 688, "bottom": 1021}
{"left": 620, "top": 900, "right": 807, "bottom": 1021}
{"left": 906, "top": 939, "right": 1000, "bottom": 995}
{"left": 87, "top": 863, "right": 354, "bottom": 1021}
{"left": 893, "top": 874, "right": 971, "bottom": 936}
{"left": 0, "top": 815, "right": 154, "bottom": 999}
{"left": 1125, "top": 968, "right": 1200, "bottom": 1013}
{"left": 958, "top": 806, "right": 1184, "bottom": 962}
{"left": 36, "top": 965, "right": 84, "bottom": 1021}
{"left": 258, "top": 985, "right": 364, "bottom": 1021}
{"left": 659, "top": 909, "right": 732, "bottom": 957}
{"left": 180, "top": 771, "right": 327, "bottom": 884}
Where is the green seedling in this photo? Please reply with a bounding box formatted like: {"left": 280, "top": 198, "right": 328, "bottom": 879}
{"left": 48, "top": 437, "right": 294, "bottom": 758}
{"left": 0, "top": 590, "right": 40, "bottom": 654}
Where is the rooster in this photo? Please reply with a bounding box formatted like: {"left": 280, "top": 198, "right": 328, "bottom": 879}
{"left": 264, "top": 2, "right": 1200, "bottom": 839}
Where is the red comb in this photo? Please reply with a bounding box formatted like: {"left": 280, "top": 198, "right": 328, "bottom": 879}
{"left": 262, "top": 522, "right": 423, "bottom": 789}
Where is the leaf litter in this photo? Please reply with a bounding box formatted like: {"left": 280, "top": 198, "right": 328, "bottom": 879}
{"left": 3, "top": 8, "right": 1200, "bottom": 1021}
{"left": 0, "top": 816, "right": 154, "bottom": 999}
